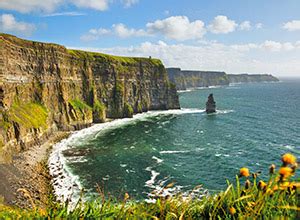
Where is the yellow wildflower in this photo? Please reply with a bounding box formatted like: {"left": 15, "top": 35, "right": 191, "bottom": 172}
{"left": 229, "top": 207, "right": 236, "bottom": 215}
{"left": 281, "top": 153, "right": 297, "bottom": 165}
{"left": 239, "top": 167, "right": 250, "bottom": 177}
{"left": 39, "top": 208, "right": 47, "bottom": 216}
{"left": 279, "top": 167, "right": 293, "bottom": 178}
{"left": 258, "top": 180, "right": 267, "bottom": 190}
{"left": 280, "top": 181, "right": 289, "bottom": 188}
{"left": 273, "top": 185, "right": 279, "bottom": 191}
{"left": 266, "top": 188, "right": 274, "bottom": 196}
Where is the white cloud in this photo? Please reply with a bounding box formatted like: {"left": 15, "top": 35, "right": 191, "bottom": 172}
{"left": 0, "top": 14, "right": 36, "bottom": 36}
{"left": 42, "top": 11, "right": 86, "bottom": 17}
{"left": 255, "top": 23, "right": 263, "bottom": 29}
{"left": 69, "top": 40, "right": 300, "bottom": 76}
{"left": 283, "top": 20, "right": 300, "bottom": 31}
{"left": 80, "top": 28, "right": 111, "bottom": 41}
{"left": 208, "top": 15, "right": 237, "bottom": 34}
{"left": 282, "top": 42, "right": 295, "bottom": 51}
{"left": 0, "top": 0, "right": 110, "bottom": 13}
{"left": 230, "top": 43, "right": 258, "bottom": 52}
{"left": 82, "top": 16, "right": 206, "bottom": 41}
{"left": 72, "top": 0, "right": 109, "bottom": 11}
{"left": 239, "top": 21, "right": 251, "bottom": 31}
{"left": 81, "top": 23, "right": 148, "bottom": 41}
{"left": 113, "top": 23, "right": 148, "bottom": 38}
{"left": 121, "top": 0, "right": 139, "bottom": 8}
{"left": 146, "top": 16, "right": 206, "bottom": 41}
{"left": 0, "top": 0, "right": 63, "bottom": 13}
{"left": 262, "top": 40, "right": 282, "bottom": 52}
{"left": 260, "top": 40, "right": 297, "bottom": 52}
{"left": 231, "top": 41, "right": 298, "bottom": 52}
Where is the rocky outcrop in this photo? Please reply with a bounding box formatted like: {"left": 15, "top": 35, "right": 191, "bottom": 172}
{"left": 167, "top": 68, "right": 279, "bottom": 90}
{"left": 0, "top": 34, "right": 180, "bottom": 161}
{"left": 228, "top": 74, "right": 279, "bottom": 83}
{"left": 206, "top": 94, "right": 216, "bottom": 114}
{"left": 167, "top": 68, "right": 229, "bottom": 90}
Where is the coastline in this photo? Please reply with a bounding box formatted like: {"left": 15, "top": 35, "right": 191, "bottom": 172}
{"left": 0, "top": 131, "right": 70, "bottom": 208}
{"left": 1, "top": 109, "right": 191, "bottom": 209}
{"left": 177, "top": 81, "right": 281, "bottom": 93}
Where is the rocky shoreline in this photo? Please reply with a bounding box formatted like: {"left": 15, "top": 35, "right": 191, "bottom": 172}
{"left": 0, "top": 132, "right": 70, "bottom": 208}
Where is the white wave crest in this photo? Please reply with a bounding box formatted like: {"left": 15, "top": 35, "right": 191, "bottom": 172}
{"left": 152, "top": 156, "right": 163, "bottom": 164}
{"left": 160, "top": 150, "right": 189, "bottom": 154}
{"left": 145, "top": 168, "right": 160, "bottom": 188}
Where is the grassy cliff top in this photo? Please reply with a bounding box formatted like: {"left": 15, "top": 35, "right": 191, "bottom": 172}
{"left": 67, "top": 49, "right": 163, "bottom": 66}
{"left": 0, "top": 33, "right": 65, "bottom": 51}
{"left": 0, "top": 33, "right": 163, "bottom": 66}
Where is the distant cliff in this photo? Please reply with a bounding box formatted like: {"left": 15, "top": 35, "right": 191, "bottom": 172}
{"left": 228, "top": 74, "right": 279, "bottom": 83}
{"left": 167, "top": 68, "right": 229, "bottom": 90}
{"left": 167, "top": 68, "right": 279, "bottom": 90}
{"left": 0, "top": 34, "right": 179, "bottom": 160}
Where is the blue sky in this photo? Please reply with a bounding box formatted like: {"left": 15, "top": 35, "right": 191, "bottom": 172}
{"left": 1, "top": 0, "right": 300, "bottom": 77}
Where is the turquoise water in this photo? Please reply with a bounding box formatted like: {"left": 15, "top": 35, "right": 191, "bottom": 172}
{"left": 53, "top": 79, "right": 300, "bottom": 200}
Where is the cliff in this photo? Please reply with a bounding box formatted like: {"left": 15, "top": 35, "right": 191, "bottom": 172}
{"left": 167, "top": 68, "right": 229, "bottom": 90}
{"left": 228, "top": 74, "right": 279, "bottom": 83}
{"left": 0, "top": 34, "right": 180, "bottom": 161}
{"left": 167, "top": 68, "right": 279, "bottom": 90}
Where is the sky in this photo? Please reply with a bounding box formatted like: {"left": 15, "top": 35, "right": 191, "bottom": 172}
{"left": 1, "top": 0, "right": 300, "bottom": 77}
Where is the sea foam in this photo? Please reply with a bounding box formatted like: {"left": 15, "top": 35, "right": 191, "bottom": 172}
{"left": 48, "top": 108, "right": 205, "bottom": 205}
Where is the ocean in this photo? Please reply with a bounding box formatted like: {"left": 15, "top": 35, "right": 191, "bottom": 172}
{"left": 49, "top": 79, "right": 300, "bottom": 202}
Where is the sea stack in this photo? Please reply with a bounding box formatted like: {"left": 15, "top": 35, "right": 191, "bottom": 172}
{"left": 206, "top": 94, "right": 216, "bottom": 114}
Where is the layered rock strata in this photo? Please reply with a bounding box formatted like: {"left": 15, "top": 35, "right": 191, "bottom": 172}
{"left": 167, "top": 68, "right": 279, "bottom": 90}
{"left": 0, "top": 34, "right": 180, "bottom": 160}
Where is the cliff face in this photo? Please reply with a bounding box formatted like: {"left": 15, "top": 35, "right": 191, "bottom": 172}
{"left": 167, "top": 68, "right": 279, "bottom": 90}
{"left": 228, "top": 74, "right": 279, "bottom": 83}
{"left": 0, "top": 34, "right": 179, "bottom": 161}
{"left": 167, "top": 68, "right": 229, "bottom": 90}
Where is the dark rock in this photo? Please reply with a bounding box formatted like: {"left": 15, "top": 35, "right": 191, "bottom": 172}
{"left": 206, "top": 94, "right": 216, "bottom": 114}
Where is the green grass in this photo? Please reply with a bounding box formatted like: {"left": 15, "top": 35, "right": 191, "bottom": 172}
{"left": 69, "top": 99, "right": 93, "bottom": 121}
{"left": 69, "top": 99, "right": 92, "bottom": 111}
{"left": 7, "top": 102, "right": 48, "bottom": 129}
{"left": 0, "top": 153, "right": 299, "bottom": 219}
{"left": 68, "top": 49, "right": 162, "bottom": 66}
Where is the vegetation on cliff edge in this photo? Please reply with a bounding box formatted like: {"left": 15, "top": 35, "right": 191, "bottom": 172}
{"left": 0, "top": 152, "right": 299, "bottom": 219}
{"left": 6, "top": 102, "right": 48, "bottom": 130}
{"left": 69, "top": 99, "right": 93, "bottom": 121}
{"left": 68, "top": 49, "right": 162, "bottom": 66}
